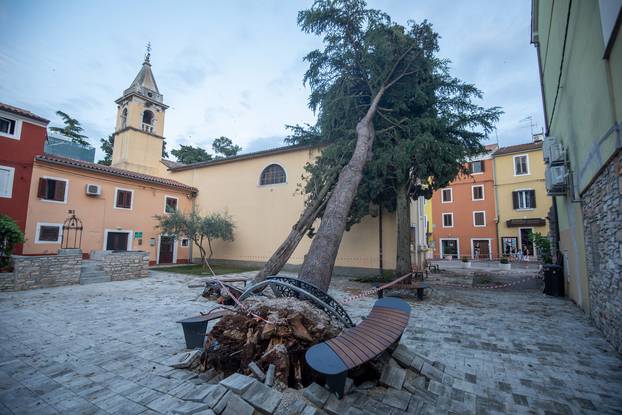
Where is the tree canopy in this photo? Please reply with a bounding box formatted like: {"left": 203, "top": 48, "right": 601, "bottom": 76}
{"left": 98, "top": 134, "right": 114, "bottom": 166}
{"left": 49, "top": 111, "right": 90, "bottom": 146}
{"left": 171, "top": 144, "right": 213, "bottom": 164}
{"left": 212, "top": 136, "right": 242, "bottom": 158}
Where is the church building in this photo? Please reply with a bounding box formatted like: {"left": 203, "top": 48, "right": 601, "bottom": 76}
{"left": 20, "top": 51, "right": 430, "bottom": 275}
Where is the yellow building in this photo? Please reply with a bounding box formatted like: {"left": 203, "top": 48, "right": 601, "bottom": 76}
{"left": 493, "top": 141, "right": 552, "bottom": 259}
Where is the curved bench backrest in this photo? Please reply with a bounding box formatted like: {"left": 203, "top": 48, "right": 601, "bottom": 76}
{"left": 306, "top": 297, "right": 411, "bottom": 375}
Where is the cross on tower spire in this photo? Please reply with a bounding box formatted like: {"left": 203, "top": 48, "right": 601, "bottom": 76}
{"left": 144, "top": 42, "right": 152, "bottom": 64}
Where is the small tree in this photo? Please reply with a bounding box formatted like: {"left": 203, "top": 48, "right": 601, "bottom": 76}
{"left": 155, "top": 209, "right": 235, "bottom": 268}
{"left": 0, "top": 215, "right": 25, "bottom": 268}
{"left": 530, "top": 232, "right": 552, "bottom": 264}
{"left": 98, "top": 134, "right": 114, "bottom": 165}
{"left": 212, "top": 136, "right": 242, "bottom": 158}
{"left": 49, "top": 111, "right": 90, "bottom": 146}
{"left": 171, "top": 145, "right": 213, "bottom": 164}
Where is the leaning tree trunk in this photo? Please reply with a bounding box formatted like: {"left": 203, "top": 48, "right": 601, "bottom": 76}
{"left": 254, "top": 179, "right": 334, "bottom": 282}
{"left": 395, "top": 184, "right": 412, "bottom": 276}
{"left": 298, "top": 87, "right": 386, "bottom": 291}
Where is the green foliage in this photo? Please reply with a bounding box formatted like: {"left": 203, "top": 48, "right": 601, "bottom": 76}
{"left": 49, "top": 111, "right": 90, "bottom": 146}
{"left": 98, "top": 134, "right": 114, "bottom": 166}
{"left": 171, "top": 145, "right": 213, "bottom": 164}
{"left": 162, "top": 139, "right": 169, "bottom": 158}
{"left": 212, "top": 136, "right": 242, "bottom": 158}
{"left": 461, "top": 256, "right": 469, "bottom": 262}
{"left": 290, "top": 0, "right": 501, "bottom": 229}
{"left": 500, "top": 257, "right": 509, "bottom": 264}
{"left": 155, "top": 208, "right": 235, "bottom": 266}
{"left": 0, "top": 215, "right": 25, "bottom": 268}
{"left": 529, "top": 232, "right": 552, "bottom": 264}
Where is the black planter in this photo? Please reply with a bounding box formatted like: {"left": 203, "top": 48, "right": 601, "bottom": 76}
{"left": 177, "top": 316, "right": 209, "bottom": 349}
{"left": 543, "top": 264, "right": 564, "bottom": 297}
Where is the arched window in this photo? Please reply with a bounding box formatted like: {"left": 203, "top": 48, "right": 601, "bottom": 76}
{"left": 120, "top": 108, "right": 127, "bottom": 129}
{"left": 142, "top": 110, "right": 155, "bottom": 132}
{"left": 259, "top": 164, "right": 286, "bottom": 185}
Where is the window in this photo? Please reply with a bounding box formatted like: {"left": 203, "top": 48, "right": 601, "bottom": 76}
{"left": 165, "top": 196, "right": 178, "bottom": 213}
{"left": 35, "top": 223, "right": 62, "bottom": 244}
{"left": 473, "top": 211, "right": 486, "bottom": 227}
{"left": 0, "top": 116, "right": 17, "bottom": 136}
{"left": 442, "top": 213, "right": 454, "bottom": 228}
{"left": 180, "top": 238, "right": 189, "bottom": 247}
{"left": 441, "top": 188, "right": 452, "bottom": 203}
{"left": 0, "top": 165, "right": 15, "bottom": 198}
{"left": 142, "top": 110, "right": 154, "bottom": 133}
{"left": 37, "top": 177, "right": 68, "bottom": 203}
{"left": 120, "top": 108, "right": 128, "bottom": 129}
{"left": 470, "top": 160, "right": 484, "bottom": 174}
{"left": 115, "top": 188, "right": 133, "bottom": 209}
{"left": 260, "top": 164, "right": 286, "bottom": 185}
{"left": 512, "top": 190, "right": 536, "bottom": 210}
{"left": 472, "top": 185, "right": 484, "bottom": 201}
{"left": 514, "top": 155, "right": 529, "bottom": 175}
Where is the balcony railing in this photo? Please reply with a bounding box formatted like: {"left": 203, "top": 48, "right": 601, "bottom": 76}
{"left": 142, "top": 123, "right": 154, "bottom": 133}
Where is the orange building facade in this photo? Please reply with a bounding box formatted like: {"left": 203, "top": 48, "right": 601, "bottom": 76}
{"left": 431, "top": 146, "right": 498, "bottom": 260}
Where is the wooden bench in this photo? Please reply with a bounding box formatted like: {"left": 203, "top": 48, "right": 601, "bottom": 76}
{"left": 305, "top": 297, "right": 411, "bottom": 398}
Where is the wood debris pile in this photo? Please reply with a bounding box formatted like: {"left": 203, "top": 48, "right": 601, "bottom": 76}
{"left": 201, "top": 297, "right": 343, "bottom": 389}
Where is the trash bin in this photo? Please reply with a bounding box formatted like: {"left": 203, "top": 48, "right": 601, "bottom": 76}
{"left": 543, "top": 264, "right": 564, "bottom": 297}
{"left": 177, "top": 316, "right": 209, "bottom": 349}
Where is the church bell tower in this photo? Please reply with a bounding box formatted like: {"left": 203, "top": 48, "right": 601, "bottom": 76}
{"left": 111, "top": 44, "right": 168, "bottom": 175}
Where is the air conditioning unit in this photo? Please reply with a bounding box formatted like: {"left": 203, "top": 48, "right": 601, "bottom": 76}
{"left": 543, "top": 136, "right": 565, "bottom": 165}
{"left": 545, "top": 165, "right": 568, "bottom": 195}
{"left": 85, "top": 184, "right": 101, "bottom": 196}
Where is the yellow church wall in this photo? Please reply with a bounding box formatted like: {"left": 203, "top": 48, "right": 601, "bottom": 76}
{"left": 167, "top": 146, "right": 396, "bottom": 273}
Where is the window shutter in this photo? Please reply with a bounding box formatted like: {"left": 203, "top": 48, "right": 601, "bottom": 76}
{"left": 530, "top": 190, "right": 536, "bottom": 208}
{"left": 512, "top": 191, "right": 518, "bottom": 209}
{"left": 126, "top": 191, "right": 132, "bottom": 208}
{"left": 468, "top": 162, "right": 473, "bottom": 172}
{"left": 37, "top": 178, "right": 47, "bottom": 198}
{"left": 54, "top": 180, "right": 66, "bottom": 201}
{"left": 116, "top": 190, "right": 123, "bottom": 207}
{"left": 480, "top": 161, "right": 486, "bottom": 172}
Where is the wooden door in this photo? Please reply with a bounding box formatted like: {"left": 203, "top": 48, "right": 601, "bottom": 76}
{"left": 159, "top": 236, "right": 175, "bottom": 264}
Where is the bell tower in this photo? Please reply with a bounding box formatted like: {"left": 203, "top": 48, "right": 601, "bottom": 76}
{"left": 111, "top": 44, "right": 169, "bottom": 175}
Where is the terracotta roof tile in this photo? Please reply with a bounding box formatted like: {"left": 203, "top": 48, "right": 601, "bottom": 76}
{"left": 0, "top": 102, "right": 49, "bottom": 124}
{"left": 36, "top": 154, "right": 197, "bottom": 193}
{"left": 493, "top": 141, "right": 542, "bottom": 156}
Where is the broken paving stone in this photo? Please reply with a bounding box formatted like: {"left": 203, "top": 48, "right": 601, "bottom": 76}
{"left": 379, "top": 363, "right": 406, "bottom": 389}
{"left": 420, "top": 362, "right": 443, "bottom": 382}
{"left": 343, "top": 408, "right": 364, "bottom": 415}
{"left": 403, "top": 370, "right": 427, "bottom": 394}
{"left": 182, "top": 384, "right": 217, "bottom": 402}
{"left": 324, "top": 393, "right": 357, "bottom": 415}
{"left": 222, "top": 394, "right": 254, "bottom": 415}
{"left": 173, "top": 400, "right": 211, "bottom": 414}
{"left": 303, "top": 382, "right": 331, "bottom": 408}
{"left": 212, "top": 390, "right": 231, "bottom": 414}
{"left": 381, "top": 388, "right": 411, "bottom": 411}
{"left": 168, "top": 350, "right": 202, "bottom": 369}
{"left": 392, "top": 344, "right": 415, "bottom": 368}
{"left": 203, "top": 384, "right": 228, "bottom": 408}
{"left": 344, "top": 378, "right": 354, "bottom": 395}
{"left": 248, "top": 361, "right": 266, "bottom": 381}
{"left": 193, "top": 410, "right": 216, "bottom": 415}
{"left": 356, "top": 381, "right": 376, "bottom": 390}
{"left": 219, "top": 373, "right": 256, "bottom": 394}
{"left": 300, "top": 405, "right": 320, "bottom": 415}
{"left": 241, "top": 380, "right": 282, "bottom": 414}
{"left": 264, "top": 364, "right": 275, "bottom": 387}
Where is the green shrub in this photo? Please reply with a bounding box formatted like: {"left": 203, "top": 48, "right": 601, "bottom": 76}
{"left": 499, "top": 257, "right": 509, "bottom": 264}
{"left": 0, "top": 215, "right": 25, "bottom": 268}
{"left": 461, "top": 256, "right": 470, "bottom": 262}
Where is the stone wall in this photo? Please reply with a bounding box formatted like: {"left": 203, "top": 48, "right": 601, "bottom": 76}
{"left": 102, "top": 251, "right": 149, "bottom": 281}
{"left": 582, "top": 152, "right": 622, "bottom": 353}
{"left": 0, "top": 254, "right": 81, "bottom": 291}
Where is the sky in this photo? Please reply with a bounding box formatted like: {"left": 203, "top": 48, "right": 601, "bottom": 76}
{"left": 0, "top": 0, "right": 545, "bottom": 162}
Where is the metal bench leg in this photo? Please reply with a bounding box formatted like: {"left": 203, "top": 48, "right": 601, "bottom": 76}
{"left": 325, "top": 371, "right": 347, "bottom": 399}
{"left": 417, "top": 288, "right": 424, "bottom": 301}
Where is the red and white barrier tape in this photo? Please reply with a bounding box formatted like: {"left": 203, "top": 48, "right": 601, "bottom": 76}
{"left": 340, "top": 273, "right": 413, "bottom": 304}
{"left": 421, "top": 274, "right": 542, "bottom": 290}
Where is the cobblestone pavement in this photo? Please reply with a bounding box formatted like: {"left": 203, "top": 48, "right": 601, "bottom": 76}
{"left": 0, "top": 272, "right": 621, "bottom": 414}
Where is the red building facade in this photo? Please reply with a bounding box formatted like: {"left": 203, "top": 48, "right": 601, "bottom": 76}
{"left": 0, "top": 103, "right": 49, "bottom": 253}
{"left": 431, "top": 145, "right": 499, "bottom": 260}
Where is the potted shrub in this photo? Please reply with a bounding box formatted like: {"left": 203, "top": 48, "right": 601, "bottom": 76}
{"left": 461, "top": 256, "right": 471, "bottom": 268}
{"left": 0, "top": 215, "right": 25, "bottom": 273}
{"left": 499, "top": 256, "right": 511, "bottom": 270}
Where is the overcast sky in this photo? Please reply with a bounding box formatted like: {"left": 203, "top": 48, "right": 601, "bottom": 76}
{"left": 0, "top": 0, "right": 545, "bottom": 161}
